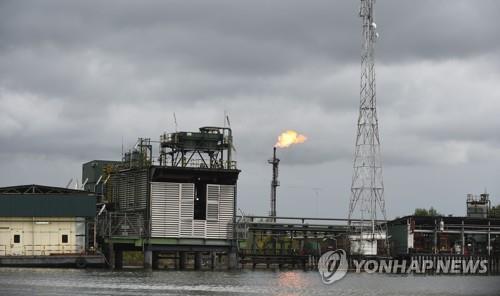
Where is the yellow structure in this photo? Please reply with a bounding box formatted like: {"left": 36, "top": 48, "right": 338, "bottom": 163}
{"left": 0, "top": 184, "right": 96, "bottom": 257}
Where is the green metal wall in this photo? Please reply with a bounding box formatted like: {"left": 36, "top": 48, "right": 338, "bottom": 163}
{"left": 0, "top": 194, "right": 96, "bottom": 217}
{"left": 82, "top": 160, "right": 121, "bottom": 192}
{"left": 388, "top": 222, "right": 409, "bottom": 255}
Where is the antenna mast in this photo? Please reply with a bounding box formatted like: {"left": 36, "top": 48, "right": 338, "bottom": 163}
{"left": 348, "top": 0, "right": 387, "bottom": 254}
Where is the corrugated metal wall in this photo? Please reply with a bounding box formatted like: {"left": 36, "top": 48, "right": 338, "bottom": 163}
{"left": 151, "top": 182, "right": 234, "bottom": 239}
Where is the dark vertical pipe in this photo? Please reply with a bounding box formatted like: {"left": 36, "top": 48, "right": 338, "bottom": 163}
{"left": 269, "top": 147, "right": 280, "bottom": 222}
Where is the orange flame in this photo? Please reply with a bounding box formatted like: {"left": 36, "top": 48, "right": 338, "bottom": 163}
{"left": 275, "top": 130, "right": 307, "bottom": 148}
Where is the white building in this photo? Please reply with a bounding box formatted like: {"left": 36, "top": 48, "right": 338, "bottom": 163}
{"left": 0, "top": 185, "right": 96, "bottom": 256}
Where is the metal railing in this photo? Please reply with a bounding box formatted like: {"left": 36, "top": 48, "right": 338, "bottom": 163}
{"left": 166, "top": 158, "right": 237, "bottom": 170}
{"left": 236, "top": 215, "right": 387, "bottom": 225}
{"left": 22, "top": 244, "right": 83, "bottom": 255}
{"left": 0, "top": 244, "right": 84, "bottom": 256}
{"left": 413, "top": 222, "right": 500, "bottom": 234}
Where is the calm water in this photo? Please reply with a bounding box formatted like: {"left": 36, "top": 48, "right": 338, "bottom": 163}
{"left": 0, "top": 268, "right": 499, "bottom": 296}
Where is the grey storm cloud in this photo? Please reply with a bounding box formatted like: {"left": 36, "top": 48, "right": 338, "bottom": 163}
{"left": 1, "top": 0, "right": 500, "bottom": 218}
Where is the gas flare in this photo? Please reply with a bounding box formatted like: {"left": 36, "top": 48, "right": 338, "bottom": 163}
{"left": 275, "top": 130, "right": 307, "bottom": 148}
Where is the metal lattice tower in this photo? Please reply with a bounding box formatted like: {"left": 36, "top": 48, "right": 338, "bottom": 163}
{"left": 348, "top": 0, "right": 387, "bottom": 245}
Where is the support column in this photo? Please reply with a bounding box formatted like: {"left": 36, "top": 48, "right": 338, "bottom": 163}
{"left": 144, "top": 249, "right": 153, "bottom": 270}
{"left": 272, "top": 232, "right": 277, "bottom": 255}
{"left": 115, "top": 249, "right": 123, "bottom": 269}
{"left": 461, "top": 220, "right": 465, "bottom": 255}
{"left": 487, "top": 221, "right": 491, "bottom": 257}
{"left": 228, "top": 250, "right": 238, "bottom": 270}
{"left": 433, "top": 219, "right": 438, "bottom": 255}
{"left": 210, "top": 252, "right": 216, "bottom": 270}
{"left": 152, "top": 252, "right": 160, "bottom": 270}
{"left": 300, "top": 236, "right": 306, "bottom": 254}
{"left": 280, "top": 238, "right": 285, "bottom": 256}
{"left": 174, "top": 252, "right": 179, "bottom": 270}
{"left": 107, "top": 243, "right": 115, "bottom": 270}
{"left": 251, "top": 231, "right": 257, "bottom": 254}
{"left": 194, "top": 252, "right": 202, "bottom": 270}
{"left": 179, "top": 252, "right": 187, "bottom": 270}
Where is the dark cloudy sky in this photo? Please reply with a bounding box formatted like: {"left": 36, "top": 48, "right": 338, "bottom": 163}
{"left": 1, "top": 0, "right": 499, "bottom": 219}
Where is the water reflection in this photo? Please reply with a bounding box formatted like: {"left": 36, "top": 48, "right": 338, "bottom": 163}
{"left": 278, "top": 271, "right": 307, "bottom": 289}
{"left": 0, "top": 268, "right": 498, "bottom": 296}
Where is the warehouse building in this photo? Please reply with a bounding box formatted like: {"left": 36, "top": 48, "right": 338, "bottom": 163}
{"left": 388, "top": 193, "right": 500, "bottom": 257}
{"left": 0, "top": 184, "right": 96, "bottom": 256}
{"left": 388, "top": 215, "right": 500, "bottom": 256}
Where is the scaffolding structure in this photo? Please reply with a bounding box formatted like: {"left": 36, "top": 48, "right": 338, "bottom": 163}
{"left": 159, "top": 127, "right": 235, "bottom": 169}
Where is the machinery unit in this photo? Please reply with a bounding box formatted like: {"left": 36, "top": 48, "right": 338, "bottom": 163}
{"left": 86, "top": 126, "right": 240, "bottom": 269}
{"left": 388, "top": 215, "right": 500, "bottom": 257}
{"left": 82, "top": 160, "right": 121, "bottom": 196}
{"left": 159, "top": 127, "right": 235, "bottom": 169}
{"left": 467, "top": 193, "right": 491, "bottom": 219}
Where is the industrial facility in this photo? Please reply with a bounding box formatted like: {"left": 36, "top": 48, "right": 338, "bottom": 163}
{"left": 83, "top": 127, "right": 240, "bottom": 269}
{"left": 388, "top": 193, "right": 500, "bottom": 257}
{"left": 0, "top": 128, "right": 498, "bottom": 272}
{"left": 388, "top": 215, "right": 500, "bottom": 257}
{"left": 0, "top": 0, "right": 498, "bottom": 275}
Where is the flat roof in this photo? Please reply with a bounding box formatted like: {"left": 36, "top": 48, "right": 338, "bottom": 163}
{"left": 0, "top": 184, "right": 87, "bottom": 194}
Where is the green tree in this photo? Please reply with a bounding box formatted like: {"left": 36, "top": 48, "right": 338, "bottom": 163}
{"left": 414, "top": 206, "right": 442, "bottom": 217}
{"left": 428, "top": 206, "right": 441, "bottom": 216}
{"left": 414, "top": 208, "right": 429, "bottom": 216}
